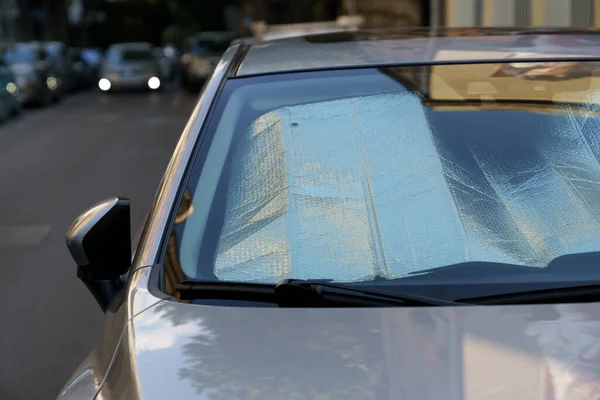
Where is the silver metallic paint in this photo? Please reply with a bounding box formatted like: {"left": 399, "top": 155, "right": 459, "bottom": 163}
{"left": 98, "top": 298, "right": 600, "bottom": 400}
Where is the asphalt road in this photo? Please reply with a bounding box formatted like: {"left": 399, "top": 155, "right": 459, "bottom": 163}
{"left": 0, "top": 88, "right": 197, "bottom": 399}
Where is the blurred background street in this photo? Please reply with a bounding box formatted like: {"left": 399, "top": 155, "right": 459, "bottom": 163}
{"left": 0, "top": 89, "right": 196, "bottom": 399}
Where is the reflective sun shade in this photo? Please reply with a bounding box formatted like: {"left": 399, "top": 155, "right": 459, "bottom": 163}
{"left": 174, "top": 64, "right": 600, "bottom": 284}
{"left": 212, "top": 91, "right": 600, "bottom": 282}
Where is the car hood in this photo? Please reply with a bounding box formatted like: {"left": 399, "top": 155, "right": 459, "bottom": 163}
{"left": 97, "top": 300, "right": 600, "bottom": 399}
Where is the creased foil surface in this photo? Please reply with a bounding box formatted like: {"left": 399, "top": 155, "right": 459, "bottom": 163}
{"left": 214, "top": 92, "right": 600, "bottom": 282}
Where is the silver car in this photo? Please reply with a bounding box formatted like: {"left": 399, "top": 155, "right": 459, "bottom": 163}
{"left": 58, "top": 29, "right": 600, "bottom": 400}
{"left": 99, "top": 43, "right": 162, "bottom": 92}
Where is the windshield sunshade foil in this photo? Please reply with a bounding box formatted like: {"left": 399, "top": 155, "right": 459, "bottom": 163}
{"left": 213, "top": 92, "right": 600, "bottom": 283}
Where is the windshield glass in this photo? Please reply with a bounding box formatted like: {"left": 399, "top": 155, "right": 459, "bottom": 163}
{"left": 4, "top": 47, "right": 39, "bottom": 64}
{"left": 167, "top": 62, "right": 600, "bottom": 291}
{"left": 106, "top": 48, "right": 153, "bottom": 63}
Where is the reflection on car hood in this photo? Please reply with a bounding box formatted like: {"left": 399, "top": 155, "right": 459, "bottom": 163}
{"left": 98, "top": 300, "right": 600, "bottom": 399}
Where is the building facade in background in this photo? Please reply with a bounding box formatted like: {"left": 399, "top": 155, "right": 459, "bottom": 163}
{"left": 0, "top": 0, "right": 21, "bottom": 42}
{"left": 238, "top": 0, "right": 600, "bottom": 36}
{"left": 443, "top": 0, "right": 600, "bottom": 28}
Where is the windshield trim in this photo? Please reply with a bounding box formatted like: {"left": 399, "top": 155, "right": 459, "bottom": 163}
{"left": 132, "top": 44, "right": 242, "bottom": 272}
{"left": 234, "top": 56, "right": 600, "bottom": 78}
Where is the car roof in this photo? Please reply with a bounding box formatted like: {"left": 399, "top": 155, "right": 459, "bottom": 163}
{"left": 236, "top": 27, "right": 600, "bottom": 76}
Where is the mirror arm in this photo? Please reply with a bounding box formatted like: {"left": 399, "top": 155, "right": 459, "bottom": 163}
{"left": 77, "top": 266, "right": 125, "bottom": 312}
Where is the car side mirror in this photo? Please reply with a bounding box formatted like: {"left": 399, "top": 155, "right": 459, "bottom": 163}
{"left": 66, "top": 197, "right": 131, "bottom": 312}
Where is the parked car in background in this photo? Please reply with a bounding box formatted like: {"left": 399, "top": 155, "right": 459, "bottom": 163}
{"left": 0, "top": 53, "right": 21, "bottom": 120}
{"left": 66, "top": 48, "right": 95, "bottom": 91}
{"left": 81, "top": 47, "right": 103, "bottom": 80}
{"left": 43, "top": 41, "right": 70, "bottom": 94}
{"left": 99, "top": 43, "right": 162, "bottom": 92}
{"left": 2, "top": 42, "right": 61, "bottom": 106}
{"left": 58, "top": 30, "right": 600, "bottom": 400}
{"left": 153, "top": 46, "right": 179, "bottom": 82}
{"left": 180, "top": 31, "right": 236, "bottom": 91}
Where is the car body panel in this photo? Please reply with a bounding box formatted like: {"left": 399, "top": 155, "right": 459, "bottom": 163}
{"left": 238, "top": 28, "right": 600, "bottom": 76}
{"left": 57, "top": 267, "right": 161, "bottom": 399}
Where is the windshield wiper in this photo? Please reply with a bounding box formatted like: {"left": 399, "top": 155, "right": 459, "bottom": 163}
{"left": 457, "top": 283, "right": 600, "bottom": 305}
{"left": 176, "top": 279, "right": 461, "bottom": 307}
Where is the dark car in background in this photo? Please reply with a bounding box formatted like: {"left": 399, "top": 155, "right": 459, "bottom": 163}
{"left": 99, "top": 42, "right": 162, "bottom": 92}
{"left": 43, "top": 41, "right": 71, "bottom": 94}
{"left": 153, "top": 46, "right": 179, "bottom": 83}
{"left": 0, "top": 53, "right": 22, "bottom": 119}
{"left": 180, "top": 31, "right": 236, "bottom": 91}
{"left": 66, "top": 48, "right": 95, "bottom": 91}
{"left": 2, "top": 42, "right": 61, "bottom": 106}
{"left": 81, "top": 47, "right": 103, "bottom": 80}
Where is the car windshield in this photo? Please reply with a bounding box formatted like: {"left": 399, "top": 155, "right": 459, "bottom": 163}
{"left": 106, "top": 48, "right": 153, "bottom": 63}
{"left": 167, "top": 61, "right": 600, "bottom": 294}
{"left": 4, "top": 47, "right": 38, "bottom": 64}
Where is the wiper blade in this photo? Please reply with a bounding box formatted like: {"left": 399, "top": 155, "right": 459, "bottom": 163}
{"left": 176, "top": 279, "right": 461, "bottom": 307}
{"left": 457, "top": 283, "right": 600, "bottom": 305}
{"left": 274, "top": 279, "right": 461, "bottom": 307}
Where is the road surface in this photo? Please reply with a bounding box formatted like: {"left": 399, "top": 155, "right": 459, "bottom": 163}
{"left": 0, "top": 89, "right": 197, "bottom": 399}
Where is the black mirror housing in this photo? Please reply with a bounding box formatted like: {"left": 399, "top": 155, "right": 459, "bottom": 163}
{"left": 66, "top": 197, "right": 131, "bottom": 311}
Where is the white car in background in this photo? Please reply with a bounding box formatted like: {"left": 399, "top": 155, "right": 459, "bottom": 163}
{"left": 98, "top": 43, "right": 162, "bottom": 92}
